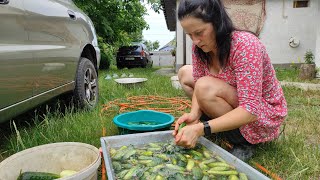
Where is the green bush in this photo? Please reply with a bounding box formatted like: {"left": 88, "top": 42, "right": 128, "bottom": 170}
{"left": 99, "top": 52, "right": 110, "bottom": 69}
{"left": 98, "top": 37, "right": 116, "bottom": 70}
{"left": 304, "top": 50, "right": 315, "bottom": 64}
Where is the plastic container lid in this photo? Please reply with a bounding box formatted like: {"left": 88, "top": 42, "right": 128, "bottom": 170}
{"left": 113, "top": 110, "right": 174, "bottom": 131}
{"left": 114, "top": 78, "right": 147, "bottom": 84}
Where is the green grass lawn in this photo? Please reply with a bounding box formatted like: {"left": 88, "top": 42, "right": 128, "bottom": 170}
{"left": 0, "top": 67, "right": 319, "bottom": 179}
{"left": 275, "top": 67, "right": 320, "bottom": 84}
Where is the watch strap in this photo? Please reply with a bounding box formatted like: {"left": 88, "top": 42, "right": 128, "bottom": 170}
{"left": 202, "top": 121, "right": 211, "bottom": 136}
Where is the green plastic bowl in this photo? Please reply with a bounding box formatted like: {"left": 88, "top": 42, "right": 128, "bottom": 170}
{"left": 113, "top": 110, "right": 174, "bottom": 132}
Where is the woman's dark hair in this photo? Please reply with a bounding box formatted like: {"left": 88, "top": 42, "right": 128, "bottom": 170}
{"left": 178, "top": 0, "right": 235, "bottom": 67}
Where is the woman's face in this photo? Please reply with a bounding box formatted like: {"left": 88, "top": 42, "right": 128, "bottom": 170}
{"left": 180, "top": 16, "right": 216, "bottom": 53}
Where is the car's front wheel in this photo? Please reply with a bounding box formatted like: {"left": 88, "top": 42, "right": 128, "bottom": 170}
{"left": 74, "top": 57, "right": 99, "bottom": 109}
{"left": 141, "top": 58, "right": 147, "bottom": 68}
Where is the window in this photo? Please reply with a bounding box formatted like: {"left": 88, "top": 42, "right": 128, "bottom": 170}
{"left": 293, "top": 0, "right": 309, "bottom": 8}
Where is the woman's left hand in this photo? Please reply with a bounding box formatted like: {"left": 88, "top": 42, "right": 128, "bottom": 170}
{"left": 175, "top": 123, "right": 203, "bottom": 148}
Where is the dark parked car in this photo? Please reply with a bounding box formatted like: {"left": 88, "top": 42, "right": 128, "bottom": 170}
{"left": 0, "top": 0, "right": 100, "bottom": 123}
{"left": 116, "top": 43, "right": 153, "bottom": 69}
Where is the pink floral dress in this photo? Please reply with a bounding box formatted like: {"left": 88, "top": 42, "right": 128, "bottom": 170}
{"left": 192, "top": 31, "right": 287, "bottom": 144}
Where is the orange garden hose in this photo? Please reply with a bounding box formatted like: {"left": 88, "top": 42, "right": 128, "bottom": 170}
{"left": 253, "top": 162, "right": 283, "bottom": 180}
{"left": 100, "top": 95, "right": 191, "bottom": 126}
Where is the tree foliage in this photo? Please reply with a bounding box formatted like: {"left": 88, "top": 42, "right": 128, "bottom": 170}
{"left": 73, "top": 0, "right": 164, "bottom": 68}
{"left": 73, "top": 0, "right": 149, "bottom": 46}
{"left": 144, "top": 0, "right": 163, "bottom": 13}
{"left": 143, "top": 40, "right": 160, "bottom": 51}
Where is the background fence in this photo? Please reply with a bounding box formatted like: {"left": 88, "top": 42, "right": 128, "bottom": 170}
{"left": 151, "top": 51, "right": 175, "bottom": 67}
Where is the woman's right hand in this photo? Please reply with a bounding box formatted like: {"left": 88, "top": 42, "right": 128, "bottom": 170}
{"left": 172, "top": 113, "right": 200, "bottom": 136}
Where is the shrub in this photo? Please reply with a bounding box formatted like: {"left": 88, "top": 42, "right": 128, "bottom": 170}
{"left": 304, "top": 50, "right": 315, "bottom": 64}
{"left": 99, "top": 52, "right": 110, "bottom": 69}
{"left": 98, "top": 37, "right": 116, "bottom": 69}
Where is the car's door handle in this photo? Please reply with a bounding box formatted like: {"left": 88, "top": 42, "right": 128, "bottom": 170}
{"left": 0, "top": 0, "right": 9, "bottom": 4}
{"left": 67, "top": 10, "right": 76, "bottom": 20}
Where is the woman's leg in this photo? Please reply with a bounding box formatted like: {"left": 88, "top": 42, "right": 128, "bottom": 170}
{"left": 178, "top": 65, "right": 194, "bottom": 98}
{"left": 194, "top": 76, "right": 239, "bottom": 118}
{"left": 194, "top": 77, "right": 255, "bottom": 161}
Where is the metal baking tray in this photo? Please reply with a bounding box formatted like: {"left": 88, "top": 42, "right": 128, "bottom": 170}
{"left": 100, "top": 130, "right": 270, "bottom": 180}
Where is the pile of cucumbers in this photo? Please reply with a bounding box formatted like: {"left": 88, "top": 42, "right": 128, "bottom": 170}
{"left": 110, "top": 141, "right": 248, "bottom": 180}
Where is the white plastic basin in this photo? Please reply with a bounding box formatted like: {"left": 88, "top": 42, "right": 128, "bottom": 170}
{"left": 0, "top": 142, "right": 101, "bottom": 180}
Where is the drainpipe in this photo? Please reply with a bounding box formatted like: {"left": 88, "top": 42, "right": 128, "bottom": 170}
{"left": 282, "top": 0, "right": 288, "bottom": 19}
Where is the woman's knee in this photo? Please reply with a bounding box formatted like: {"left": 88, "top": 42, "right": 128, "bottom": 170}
{"left": 195, "top": 76, "right": 238, "bottom": 108}
{"left": 178, "top": 65, "right": 194, "bottom": 87}
{"left": 178, "top": 65, "right": 194, "bottom": 98}
{"left": 194, "top": 76, "right": 220, "bottom": 101}
{"left": 178, "top": 65, "right": 192, "bottom": 82}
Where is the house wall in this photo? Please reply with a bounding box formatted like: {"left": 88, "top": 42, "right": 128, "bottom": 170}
{"left": 176, "top": 15, "right": 185, "bottom": 72}
{"left": 178, "top": 0, "right": 320, "bottom": 72}
{"left": 175, "top": 1, "right": 193, "bottom": 68}
{"left": 316, "top": 2, "right": 320, "bottom": 76}
{"left": 186, "top": 36, "right": 192, "bottom": 65}
{"left": 260, "top": 0, "right": 319, "bottom": 66}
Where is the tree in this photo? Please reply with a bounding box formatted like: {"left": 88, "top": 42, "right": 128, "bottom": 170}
{"left": 73, "top": 0, "right": 163, "bottom": 67}
{"left": 73, "top": 0, "right": 149, "bottom": 45}
{"left": 143, "top": 40, "right": 160, "bottom": 51}
{"left": 145, "top": 0, "right": 163, "bottom": 13}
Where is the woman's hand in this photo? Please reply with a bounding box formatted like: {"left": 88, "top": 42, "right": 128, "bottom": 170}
{"left": 172, "top": 113, "right": 200, "bottom": 137}
{"left": 172, "top": 113, "right": 203, "bottom": 148}
{"left": 174, "top": 123, "right": 203, "bottom": 148}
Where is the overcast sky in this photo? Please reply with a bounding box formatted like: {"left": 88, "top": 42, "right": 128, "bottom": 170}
{"left": 142, "top": 5, "right": 175, "bottom": 50}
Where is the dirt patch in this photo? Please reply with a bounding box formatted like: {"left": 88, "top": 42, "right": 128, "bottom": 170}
{"left": 154, "top": 68, "right": 176, "bottom": 77}
{"left": 305, "top": 134, "right": 320, "bottom": 147}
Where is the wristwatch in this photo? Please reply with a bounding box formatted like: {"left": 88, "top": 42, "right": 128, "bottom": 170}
{"left": 202, "top": 121, "right": 211, "bottom": 136}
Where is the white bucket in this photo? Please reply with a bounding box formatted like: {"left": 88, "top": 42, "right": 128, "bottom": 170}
{"left": 171, "top": 75, "right": 182, "bottom": 89}
{"left": 0, "top": 142, "right": 101, "bottom": 180}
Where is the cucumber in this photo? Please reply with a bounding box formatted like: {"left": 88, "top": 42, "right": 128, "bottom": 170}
{"left": 176, "top": 153, "right": 187, "bottom": 162}
{"left": 207, "top": 162, "right": 232, "bottom": 168}
{"left": 174, "top": 173, "right": 185, "bottom": 180}
{"left": 178, "top": 122, "right": 186, "bottom": 132}
{"left": 112, "top": 161, "right": 122, "bottom": 172}
{"left": 177, "top": 160, "right": 187, "bottom": 167}
{"left": 123, "top": 166, "right": 139, "bottom": 180}
{"left": 186, "top": 159, "right": 195, "bottom": 171}
{"left": 207, "top": 170, "right": 238, "bottom": 175}
{"left": 17, "top": 171, "right": 60, "bottom": 180}
{"left": 229, "top": 175, "right": 240, "bottom": 180}
{"left": 190, "top": 150, "right": 203, "bottom": 160}
{"left": 122, "top": 149, "right": 136, "bottom": 159}
{"left": 201, "top": 175, "right": 210, "bottom": 180}
{"left": 165, "top": 164, "right": 185, "bottom": 171}
{"left": 146, "top": 157, "right": 163, "bottom": 167}
{"left": 192, "top": 166, "right": 203, "bottom": 180}
{"left": 117, "top": 169, "right": 129, "bottom": 179}
{"left": 112, "top": 146, "right": 128, "bottom": 160}
{"left": 210, "top": 166, "right": 230, "bottom": 171}
{"left": 239, "top": 173, "right": 248, "bottom": 180}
